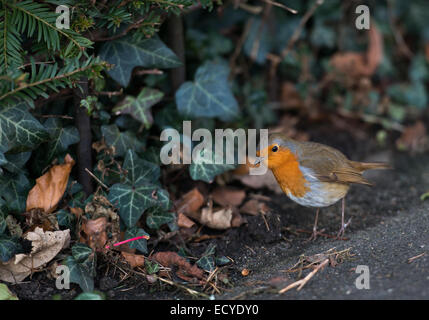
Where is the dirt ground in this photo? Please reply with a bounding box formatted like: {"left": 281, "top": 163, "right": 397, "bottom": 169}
{"left": 8, "top": 128, "right": 429, "bottom": 300}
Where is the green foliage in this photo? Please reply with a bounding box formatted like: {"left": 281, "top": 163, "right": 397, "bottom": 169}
{"left": 0, "top": 234, "right": 20, "bottom": 262}
{"left": 108, "top": 149, "right": 169, "bottom": 228}
{"left": 113, "top": 87, "right": 164, "bottom": 129}
{"left": 99, "top": 36, "right": 182, "bottom": 87}
{"left": 124, "top": 226, "right": 150, "bottom": 254}
{"left": 64, "top": 244, "right": 96, "bottom": 292}
{"left": 176, "top": 60, "right": 239, "bottom": 121}
{"left": 0, "top": 283, "right": 18, "bottom": 300}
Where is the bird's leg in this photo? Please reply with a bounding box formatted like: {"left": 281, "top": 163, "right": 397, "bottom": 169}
{"left": 336, "top": 197, "right": 351, "bottom": 239}
{"left": 308, "top": 208, "right": 320, "bottom": 241}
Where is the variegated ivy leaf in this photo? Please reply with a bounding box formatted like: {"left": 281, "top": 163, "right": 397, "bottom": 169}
{"left": 99, "top": 36, "right": 182, "bottom": 87}
{"left": 0, "top": 236, "right": 19, "bottom": 262}
{"left": 64, "top": 255, "right": 94, "bottom": 292}
{"left": 108, "top": 183, "right": 169, "bottom": 228}
{"left": 44, "top": 118, "right": 80, "bottom": 161}
{"left": 2, "top": 152, "right": 31, "bottom": 174}
{"left": 146, "top": 206, "right": 175, "bottom": 230}
{"left": 124, "top": 226, "right": 150, "bottom": 254}
{"left": 101, "top": 124, "right": 144, "bottom": 157}
{"left": 189, "top": 148, "right": 236, "bottom": 183}
{"left": 72, "top": 243, "right": 93, "bottom": 263}
{"left": 0, "top": 172, "right": 31, "bottom": 213}
{"left": 122, "top": 149, "right": 160, "bottom": 185}
{"left": 0, "top": 103, "right": 49, "bottom": 153}
{"left": 175, "top": 61, "right": 240, "bottom": 122}
{"left": 113, "top": 88, "right": 164, "bottom": 129}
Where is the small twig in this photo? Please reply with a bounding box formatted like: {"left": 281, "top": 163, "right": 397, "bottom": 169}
{"left": 85, "top": 168, "right": 109, "bottom": 190}
{"left": 279, "top": 258, "right": 329, "bottom": 293}
{"left": 408, "top": 252, "right": 425, "bottom": 264}
{"left": 134, "top": 69, "right": 164, "bottom": 76}
{"left": 96, "top": 89, "right": 123, "bottom": 98}
{"left": 261, "top": 0, "right": 297, "bottom": 14}
{"left": 279, "top": 0, "right": 323, "bottom": 61}
{"left": 34, "top": 114, "right": 74, "bottom": 120}
{"left": 260, "top": 212, "right": 270, "bottom": 231}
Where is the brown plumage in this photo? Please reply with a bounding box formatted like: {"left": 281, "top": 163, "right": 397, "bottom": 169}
{"left": 259, "top": 133, "right": 391, "bottom": 239}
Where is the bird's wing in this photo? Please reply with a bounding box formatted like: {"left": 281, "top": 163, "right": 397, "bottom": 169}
{"left": 297, "top": 142, "right": 372, "bottom": 186}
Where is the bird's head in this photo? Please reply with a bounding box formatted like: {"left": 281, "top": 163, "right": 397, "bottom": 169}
{"left": 257, "top": 133, "right": 298, "bottom": 169}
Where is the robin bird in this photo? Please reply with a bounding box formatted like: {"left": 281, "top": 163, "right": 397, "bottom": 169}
{"left": 258, "top": 132, "right": 391, "bottom": 240}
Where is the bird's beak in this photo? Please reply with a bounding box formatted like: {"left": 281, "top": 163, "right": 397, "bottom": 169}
{"left": 254, "top": 156, "right": 265, "bottom": 166}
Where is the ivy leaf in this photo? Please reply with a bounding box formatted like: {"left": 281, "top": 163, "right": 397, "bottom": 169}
{"left": 145, "top": 259, "right": 160, "bottom": 274}
{"left": 0, "top": 152, "right": 7, "bottom": 167}
{"left": 215, "top": 256, "right": 231, "bottom": 266}
{"left": 196, "top": 244, "right": 216, "bottom": 271}
{"left": 2, "top": 152, "right": 31, "bottom": 173}
{"left": 0, "top": 236, "right": 19, "bottom": 262}
{"left": 99, "top": 36, "right": 182, "bottom": 87}
{"left": 122, "top": 149, "right": 160, "bottom": 185}
{"left": 101, "top": 124, "right": 144, "bottom": 157}
{"left": 72, "top": 243, "right": 93, "bottom": 263}
{"left": 124, "top": 226, "right": 149, "bottom": 254}
{"left": 44, "top": 118, "right": 80, "bottom": 161}
{"left": 0, "top": 103, "right": 49, "bottom": 153}
{"left": 146, "top": 206, "right": 175, "bottom": 229}
{"left": 56, "top": 209, "right": 76, "bottom": 230}
{"left": 0, "top": 172, "right": 31, "bottom": 213}
{"left": 113, "top": 88, "right": 164, "bottom": 129}
{"left": 175, "top": 61, "right": 239, "bottom": 122}
{"left": 64, "top": 256, "right": 94, "bottom": 292}
{"left": 189, "top": 148, "right": 236, "bottom": 183}
{"left": 74, "top": 292, "right": 105, "bottom": 300}
{"left": 108, "top": 183, "right": 169, "bottom": 228}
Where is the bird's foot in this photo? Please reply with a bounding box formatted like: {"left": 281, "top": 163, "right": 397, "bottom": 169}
{"left": 336, "top": 218, "right": 352, "bottom": 240}
{"left": 307, "top": 228, "right": 325, "bottom": 242}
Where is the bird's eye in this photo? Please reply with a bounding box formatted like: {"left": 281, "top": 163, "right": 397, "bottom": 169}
{"left": 272, "top": 145, "right": 278, "bottom": 152}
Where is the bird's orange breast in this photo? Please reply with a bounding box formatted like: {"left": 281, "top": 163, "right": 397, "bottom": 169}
{"left": 271, "top": 152, "right": 310, "bottom": 198}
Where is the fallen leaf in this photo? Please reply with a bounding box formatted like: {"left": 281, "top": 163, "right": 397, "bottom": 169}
{"left": 212, "top": 187, "right": 246, "bottom": 207}
{"left": 121, "top": 252, "right": 145, "bottom": 268}
{"left": 0, "top": 227, "right": 70, "bottom": 283}
{"left": 240, "top": 199, "right": 270, "bottom": 216}
{"left": 26, "top": 154, "right": 75, "bottom": 213}
{"left": 330, "top": 25, "right": 383, "bottom": 79}
{"left": 396, "top": 121, "right": 429, "bottom": 153}
{"left": 175, "top": 188, "right": 205, "bottom": 215}
{"left": 80, "top": 195, "right": 121, "bottom": 251}
{"left": 177, "top": 212, "right": 195, "bottom": 228}
{"left": 234, "top": 170, "right": 283, "bottom": 194}
{"left": 23, "top": 208, "right": 59, "bottom": 231}
{"left": 80, "top": 217, "right": 108, "bottom": 251}
{"left": 151, "top": 251, "right": 205, "bottom": 283}
{"left": 188, "top": 202, "right": 245, "bottom": 230}
{"left": 281, "top": 82, "right": 305, "bottom": 109}
{"left": 0, "top": 283, "right": 18, "bottom": 300}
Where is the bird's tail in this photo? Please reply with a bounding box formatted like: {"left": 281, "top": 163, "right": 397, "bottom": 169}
{"left": 350, "top": 161, "right": 392, "bottom": 172}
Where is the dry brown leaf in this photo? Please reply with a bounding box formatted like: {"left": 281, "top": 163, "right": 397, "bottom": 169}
{"left": 188, "top": 204, "right": 244, "bottom": 230}
{"left": 396, "top": 121, "right": 429, "bottom": 153}
{"left": 151, "top": 251, "right": 205, "bottom": 283}
{"left": 281, "top": 82, "right": 305, "bottom": 109}
{"left": 23, "top": 209, "right": 59, "bottom": 231}
{"left": 26, "top": 154, "right": 75, "bottom": 213}
{"left": 177, "top": 212, "right": 195, "bottom": 228}
{"left": 175, "top": 188, "right": 205, "bottom": 214}
{"left": 234, "top": 170, "right": 283, "bottom": 194}
{"left": 212, "top": 187, "right": 246, "bottom": 207}
{"left": 0, "top": 227, "right": 70, "bottom": 283}
{"left": 80, "top": 216, "right": 108, "bottom": 251}
{"left": 330, "top": 25, "right": 383, "bottom": 79}
{"left": 240, "top": 199, "right": 270, "bottom": 216}
{"left": 121, "top": 252, "right": 145, "bottom": 268}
